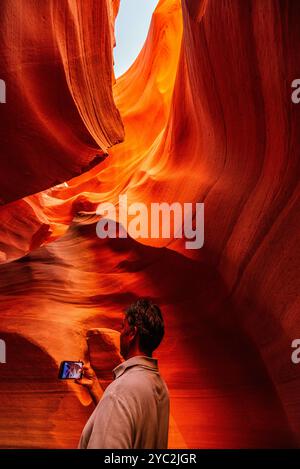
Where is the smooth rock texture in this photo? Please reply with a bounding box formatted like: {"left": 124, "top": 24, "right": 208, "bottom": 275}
{"left": 0, "top": 0, "right": 124, "bottom": 204}
{"left": 0, "top": 0, "right": 299, "bottom": 448}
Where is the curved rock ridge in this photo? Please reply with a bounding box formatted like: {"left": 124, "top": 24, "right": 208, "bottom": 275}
{"left": 0, "top": 0, "right": 124, "bottom": 204}
{"left": 0, "top": 0, "right": 182, "bottom": 263}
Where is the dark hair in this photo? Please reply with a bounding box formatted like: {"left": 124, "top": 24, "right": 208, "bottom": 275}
{"left": 125, "top": 298, "right": 165, "bottom": 354}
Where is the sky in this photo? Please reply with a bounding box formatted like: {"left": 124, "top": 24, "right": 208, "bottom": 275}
{"left": 113, "top": 0, "right": 159, "bottom": 78}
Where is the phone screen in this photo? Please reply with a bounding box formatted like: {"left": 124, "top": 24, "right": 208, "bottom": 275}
{"left": 58, "top": 361, "right": 83, "bottom": 379}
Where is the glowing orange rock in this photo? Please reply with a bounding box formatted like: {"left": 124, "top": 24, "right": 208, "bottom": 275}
{"left": 0, "top": 0, "right": 299, "bottom": 450}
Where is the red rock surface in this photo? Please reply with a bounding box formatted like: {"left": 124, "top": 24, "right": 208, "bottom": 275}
{"left": 0, "top": 0, "right": 300, "bottom": 448}
{"left": 0, "top": 0, "right": 124, "bottom": 204}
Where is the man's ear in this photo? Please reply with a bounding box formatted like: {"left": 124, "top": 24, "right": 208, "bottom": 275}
{"left": 130, "top": 325, "right": 138, "bottom": 339}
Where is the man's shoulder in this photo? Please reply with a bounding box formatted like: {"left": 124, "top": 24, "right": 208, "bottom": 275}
{"left": 106, "top": 367, "right": 169, "bottom": 398}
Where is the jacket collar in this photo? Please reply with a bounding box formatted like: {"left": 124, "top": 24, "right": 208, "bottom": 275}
{"left": 113, "top": 355, "right": 158, "bottom": 379}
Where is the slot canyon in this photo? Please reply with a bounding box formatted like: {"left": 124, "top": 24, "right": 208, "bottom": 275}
{"left": 0, "top": 0, "right": 299, "bottom": 448}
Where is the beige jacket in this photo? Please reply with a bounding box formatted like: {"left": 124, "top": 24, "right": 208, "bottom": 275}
{"left": 78, "top": 355, "right": 170, "bottom": 449}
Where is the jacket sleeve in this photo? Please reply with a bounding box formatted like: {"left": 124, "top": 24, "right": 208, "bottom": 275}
{"left": 86, "top": 392, "right": 135, "bottom": 449}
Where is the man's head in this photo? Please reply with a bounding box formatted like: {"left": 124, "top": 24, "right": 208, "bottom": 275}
{"left": 120, "top": 298, "right": 165, "bottom": 359}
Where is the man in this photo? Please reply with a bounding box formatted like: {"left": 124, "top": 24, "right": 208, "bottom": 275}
{"left": 76, "top": 298, "right": 170, "bottom": 449}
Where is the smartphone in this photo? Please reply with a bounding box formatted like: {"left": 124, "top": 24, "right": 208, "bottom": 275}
{"left": 58, "top": 361, "right": 84, "bottom": 380}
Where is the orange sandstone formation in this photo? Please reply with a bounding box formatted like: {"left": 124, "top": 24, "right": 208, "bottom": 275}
{"left": 0, "top": 0, "right": 299, "bottom": 448}
{"left": 0, "top": 0, "right": 124, "bottom": 204}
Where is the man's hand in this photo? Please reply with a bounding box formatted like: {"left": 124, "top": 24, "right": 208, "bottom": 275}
{"left": 75, "top": 364, "right": 102, "bottom": 405}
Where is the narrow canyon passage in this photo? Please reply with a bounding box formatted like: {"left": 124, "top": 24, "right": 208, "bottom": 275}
{"left": 0, "top": 0, "right": 299, "bottom": 448}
